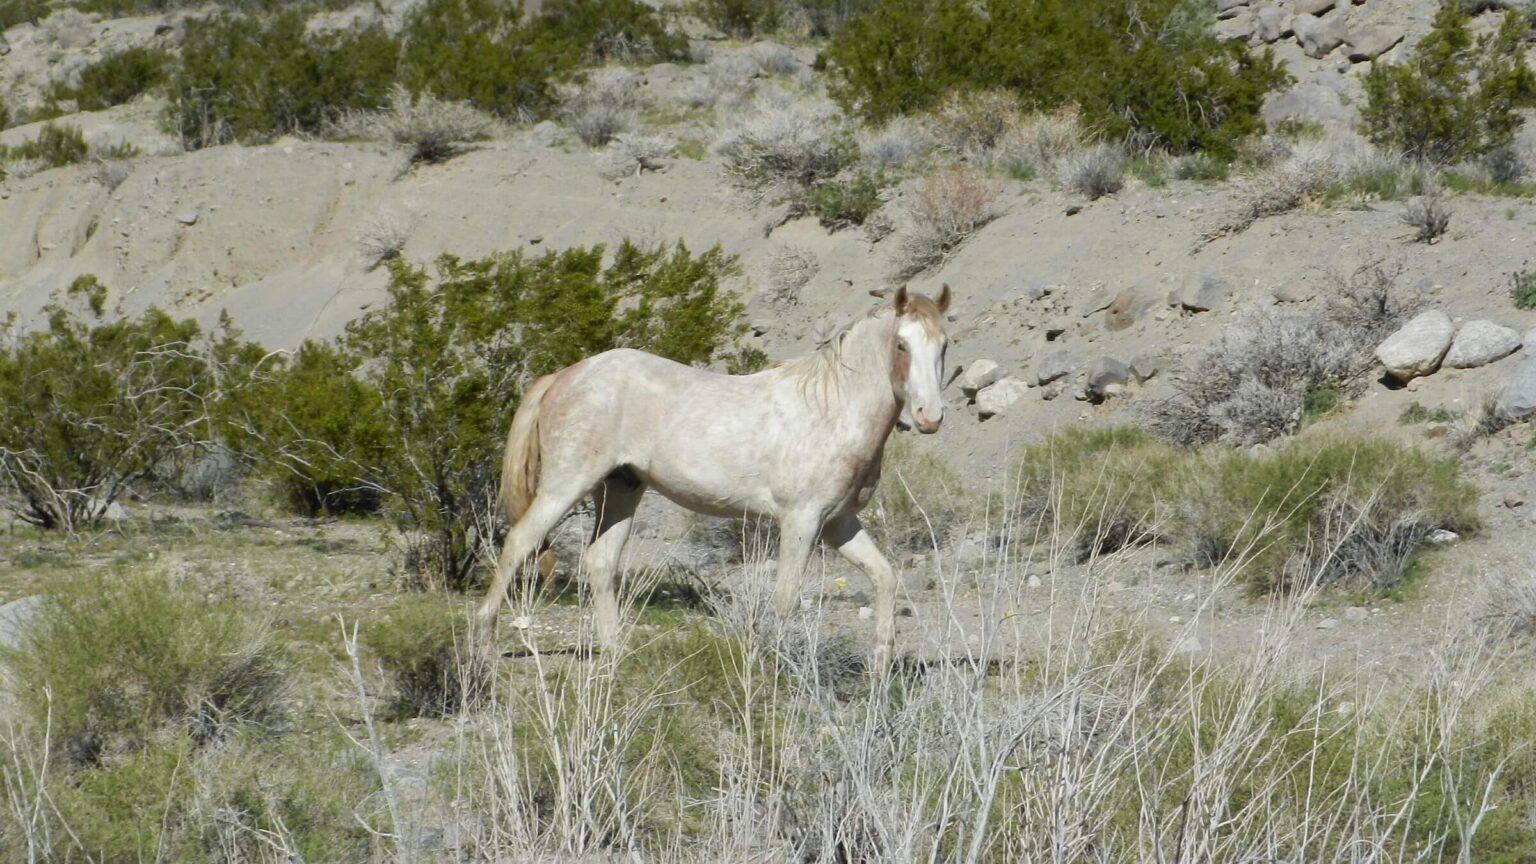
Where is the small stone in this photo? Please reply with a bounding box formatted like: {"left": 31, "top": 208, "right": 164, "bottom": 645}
{"left": 176, "top": 211, "right": 198, "bottom": 225}
{"left": 1505, "top": 493, "right": 1526, "bottom": 509}
{"left": 1175, "top": 635, "right": 1202, "bottom": 654}
{"left": 1427, "top": 529, "right": 1459, "bottom": 545}
{"left": 976, "top": 377, "right": 1031, "bottom": 419}
{"left": 1344, "top": 606, "right": 1368, "bottom": 622}
{"left": 960, "top": 359, "right": 1004, "bottom": 398}
{"left": 1037, "top": 349, "right": 1078, "bottom": 385}
{"left": 510, "top": 615, "right": 532, "bottom": 630}
{"left": 1272, "top": 283, "right": 1314, "bottom": 303}
{"left": 1316, "top": 618, "right": 1339, "bottom": 631}
{"left": 1026, "top": 574, "right": 1043, "bottom": 589}
{"left": 1169, "top": 616, "right": 1183, "bottom": 624}
{"left": 857, "top": 606, "right": 873, "bottom": 620}
{"left": 1129, "top": 354, "right": 1163, "bottom": 383}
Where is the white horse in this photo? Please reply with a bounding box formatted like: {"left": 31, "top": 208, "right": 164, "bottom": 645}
{"left": 476, "top": 285, "right": 952, "bottom": 669}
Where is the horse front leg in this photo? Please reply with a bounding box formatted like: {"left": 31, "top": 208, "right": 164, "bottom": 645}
{"left": 773, "top": 510, "right": 824, "bottom": 620}
{"left": 822, "top": 514, "right": 897, "bottom": 676}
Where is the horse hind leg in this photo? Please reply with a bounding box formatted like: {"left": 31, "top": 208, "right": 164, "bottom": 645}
{"left": 583, "top": 468, "right": 645, "bottom": 652}
{"left": 476, "top": 472, "right": 609, "bottom": 635}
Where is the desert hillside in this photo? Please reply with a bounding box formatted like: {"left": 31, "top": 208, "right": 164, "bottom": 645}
{"left": 4, "top": 0, "right": 1536, "bottom": 860}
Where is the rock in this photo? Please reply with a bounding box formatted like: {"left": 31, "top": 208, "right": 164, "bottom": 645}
{"left": 1495, "top": 355, "right": 1536, "bottom": 421}
{"left": 1040, "top": 382, "right": 1064, "bottom": 401}
{"left": 531, "top": 120, "right": 564, "bottom": 146}
{"left": 1345, "top": 27, "right": 1404, "bottom": 62}
{"left": 1316, "top": 618, "right": 1339, "bottom": 631}
{"left": 1427, "top": 529, "right": 1459, "bottom": 545}
{"left": 1174, "top": 273, "right": 1232, "bottom": 313}
{"left": 1079, "top": 288, "right": 1116, "bottom": 318}
{"left": 1254, "top": 5, "right": 1291, "bottom": 42}
{"left": 1294, "top": 0, "right": 1335, "bottom": 14}
{"left": 1375, "top": 310, "right": 1454, "bottom": 382}
{"left": 976, "top": 377, "right": 1031, "bottom": 419}
{"left": 1023, "top": 283, "right": 1051, "bottom": 301}
{"left": 1104, "top": 289, "right": 1139, "bottom": 332}
{"left": 176, "top": 211, "right": 199, "bottom": 226}
{"left": 1294, "top": 14, "right": 1347, "bottom": 58}
{"left": 1215, "top": 14, "right": 1253, "bottom": 41}
{"left": 1129, "top": 354, "right": 1162, "bottom": 383}
{"left": 1216, "top": 0, "right": 1250, "bottom": 17}
{"left": 1037, "top": 349, "right": 1078, "bottom": 385}
{"left": 1086, "top": 357, "right": 1130, "bottom": 399}
{"left": 1344, "top": 606, "right": 1368, "bottom": 622}
{"left": 1272, "top": 283, "right": 1314, "bottom": 303}
{"left": 959, "top": 359, "right": 1004, "bottom": 398}
{"left": 857, "top": 606, "right": 873, "bottom": 621}
{"left": 1026, "top": 574, "right": 1043, "bottom": 589}
{"left": 1443, "top": 321, "right": 1521, "bottom": 369}
{"left": 1504, "top": 493, "right": 1525, "bottom": 509}
{"left": 0, "top": 596, "right": 41, "bottom": 652}
{"left": 1175, "top": 635, "right": 1203, "bottom": 654}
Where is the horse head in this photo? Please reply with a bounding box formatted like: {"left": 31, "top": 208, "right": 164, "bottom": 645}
{"left": 891, "top": 284, "right": 952, "bottom": 434}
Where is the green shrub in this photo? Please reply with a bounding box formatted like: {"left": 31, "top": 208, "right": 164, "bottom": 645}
{"left": 0, "top": 122, "right": 90, "bottom": 170}
{"left": 1015, "top": 426, "right": 1189, "bottom": 559}
{"left": 364, "top": 596, "right": 486, "bottom": 716}
{"left": 537, "top": 0, "right": 689, "bottom": 63}
{"left": 1512, "top": 270, "right": 1536, "bottom": 310}
{"left": 0, "top": 0, "right": 46, "bottom": 30}
{"left": 1, "top": 568, "right": 285, "bottom": 765}
{"left": 867, "top": 434, "right": 968, "bottom": 552}
{"left": 1360, "top": 7, "right": 1536, "bottom": 163}
{"left": 825, "top": 0, "right": 1288, "bottom": 157}
{"left": 1399, "top": 402, "right": 1462, "bottom": 425}
{"left": 0, "top": 301, "right": 245, "bottom": 530}
{"left": 1184, "top": 438, "right": 1478, "bottom": 595}
{"left": 800, "top": 0, "right": 880, "bottom": 36}
{"left": 398, "top": 0, "right": 559, "bottom": 120}
{"left": 254, "top": 242, "right": 742, "bottom": 589}
{"left": 805, "top": 169, "right": 887, "bottom": 229}
{"left": 169, "top": 10, "right": 399, "bottom": 148}
{"left": 50, "top": 46, "right": 171, "bottom": 112}
{"left": 691, "top": 0, "right": 780, "bottom": 38}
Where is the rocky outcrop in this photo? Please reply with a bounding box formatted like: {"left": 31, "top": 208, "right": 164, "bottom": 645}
{"left": 1375, "top": 310, "right": 1454, "bottom": 382}
{"left": 1443, "top": 321, "right": 1521, "bottom": 369}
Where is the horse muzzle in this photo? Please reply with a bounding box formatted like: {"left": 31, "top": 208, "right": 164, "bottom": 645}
{"left": 914, "top": 408, "right": 942, "bottom": 434}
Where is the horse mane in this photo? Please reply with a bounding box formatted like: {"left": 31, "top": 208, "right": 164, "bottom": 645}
{"left": 780, "top": 308, "right": 895, "bottom": 401}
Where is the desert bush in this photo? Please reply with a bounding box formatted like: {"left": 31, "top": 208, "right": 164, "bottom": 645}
{"left": 1403, "top": 191, "right": 1453, "bottom": 243}
{"left": 692, "top": 0, "right": 781, "bottom": 38}
{"left": 1, "top": 568, "right": 285, "bottom": 766}
{"left": 1361, "top": 7, "right": 1536, "bottom": 163}
{"left": 335, "top": 84, "right": 495, "bottom": 165}
{"left": 537, "top": 0, "right": 689, "bottom": 64}
{"left": 169, "top": 10, "right": 399, "bottom": 148}
{"left": 0, "top": 299, "right": 250, "bottom": 530}
{"left": 1146, "top": 266, "right": 1409, "bottom": 449}
{"left": 857, "top": 116, "right": 932, "bottom": 170}
{"left": 1483, "top": 145, "right": 1528, "bottom": 185}
{"left": 1200, "top": 138, "right": 1353, "bottom": 245}
{"left": 1172, "top": 151, "right": 1229, "bottom": 182}
{"left": 894, "top": 165, "right": 999, "bottom": 277}
{"left": 768, "top": 244, "right": 818, "bottom": 303}
{"left": 927, "top": 88, "right": 1025, "bottom": 161}
{"left": 397, "top": 0, "right": 559, "bottom": 121}
{"left": 1015, "top": 426, "right": 1187, "bottom": 558}
{"left": 563, "top": 69, "right": 645, "bottom": 147}
{"left": 49, "top": 45, "right": 170, "bottom": 112}
{"left": 1183, "top": 438, "right": 1478, "bottom": 595}
{"left": 826, "top": 0, "right": 1287, "bottom": 157}
{"left": 1510, "top": 269, "right": 1536, "bottom": 310}
{"left": 714, "top": 96, "right": 856, "bottom": 199}
{"left": 0, "top": 122, "right": 90, "bottom": 175}
{"left": 749, "top": 41, "right": 798, "bottom": 76}
{"left": 364, "top": 596, "right": 487, "bottom": 716}
{"left": 805, "top": 169, "right": 887, "bottom": 229}
{"left": 1061, "top": 142, "right": 1127, "bottom": 200}
{"left": 354, "top": 210, "right": 417, "bottom": 270}
{"left": 797, "top": 0, "right": 879, "bottom": 36}
{"left": 597, "top": 131, "right": 674, "bottom": 178}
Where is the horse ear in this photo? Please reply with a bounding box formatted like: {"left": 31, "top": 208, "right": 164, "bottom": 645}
{"left": 893, "top": 285, "right": 909, "bottom": 315}
{"left": 937, "top": 283, "right": 952, "bottom": 314}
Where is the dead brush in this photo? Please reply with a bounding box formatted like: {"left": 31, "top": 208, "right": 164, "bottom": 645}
{"left": 893, "top": 166, "right": 1001, "bottom": 277}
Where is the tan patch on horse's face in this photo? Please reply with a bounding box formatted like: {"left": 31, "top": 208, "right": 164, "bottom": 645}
{"left": 890, "top": 288, "right": 951, "bottom": 433}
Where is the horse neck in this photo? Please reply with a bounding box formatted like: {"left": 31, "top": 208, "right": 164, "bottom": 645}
{"left": 826, "top": 313, "right": 901, "bottom": 424}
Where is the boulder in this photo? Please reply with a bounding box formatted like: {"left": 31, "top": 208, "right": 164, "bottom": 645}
{"left": 1374, "top": 310, "right": 1454, "bottom": 382}
{"left": 976, "top": 378, "right": 1031, "bottom": 420}
{"left": 1129, "top": 354, "right": 1163, "bottom": 383}
{"left": 1294, "top": 14, "right": 1347, "bottom": 58}
{"left": 1254, "top": 5, "right": 1291, "bottom": 42}
{"left": 959, "top": 359, "right": 1003, "bottom": 398}
{"left": 1495, "top": 356, "right": 1536, "bottom": 422}
{"left": 1272, "top": 283, "right": 1314, "bottom": 303}
{"left": 1216, "top": 0, "right": 1250, "bottom": 18}
{"left": 1345, "top": 27, "right": 1404, "bottom": 62}
{"left": 1172, "top": 273, "right": 1232, "bottom": 313}
{"left": 1037, "top": 350, "right": 1078, "bottom": 385}
{"left": 1294, "top": 0, "right": 1335, "bottom": 14}
{"left": 1443, "top": 320, "right": 1521, "bottom": 369}
{"left": 1086, "top": 357, "right": 1130, "bottom": 399}
{"left": 0, "top": 596, "right": 41, "bottom": 652}
{"left": 1215, "top": 14, "right": 1253, "bottom": 41}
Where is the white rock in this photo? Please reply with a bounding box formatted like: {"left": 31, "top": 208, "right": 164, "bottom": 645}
{"left": 1375, "top": 310, "right": 1454, "bottom": 382}
{"left": 976, "top": 377, "right": 1031, "bottom": 419}
{"left": 1444, "top": 320, "right": 1521, "bottom": 369}
{"left": 1496, "top": 356, "right": 1536, "bottom": 421}
{"left": 1427, "top": 529, "right": 1459, "bottom": 545}
{"left": 857, "top": 606, "right": 873, "bottom": 620}
{"left": 959, "top": 359, "right": 1003, "bottom": 398}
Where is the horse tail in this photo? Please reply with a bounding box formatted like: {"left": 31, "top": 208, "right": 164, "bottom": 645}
{"left": 502, "top": 374, "right": 555, "bottom": 528}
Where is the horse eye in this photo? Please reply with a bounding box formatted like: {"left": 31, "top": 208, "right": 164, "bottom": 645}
{"left": 896, "top": 342, "right": 909, "bottom": 353}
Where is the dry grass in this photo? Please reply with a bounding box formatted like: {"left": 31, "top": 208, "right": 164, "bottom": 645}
{"left": 894, "top": 165, "right": 1001, "bottom": 277}
{"left": 332, "top": 85, "right": 495, "bottom": 165}
{"left": 713, "top": 95, "right": 853, "bottom": 197}
{"left": 1403, "top": 191, "right": 1453, "bottom": 243}
{"left": 596, "top": 131, "right": 674, "bottom": 179}
{"left": 1059, "top": 142, "right": 1126, "bottom": 200}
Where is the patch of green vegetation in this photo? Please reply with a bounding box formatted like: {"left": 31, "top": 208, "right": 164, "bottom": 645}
{"left": 0, "top": 122, "right": 89, "bottom": 171}
{"left": 805, "top": 170, "right": 888, "bottom": 229}
{"left": 689, "top": 0, "right": 781, "bottom": 38}
{"left": 1171, "top": 151, "right": 1230, "bottom": 182}
{"left": 1131, "top": 156, "right": 1167, "bottom": 188}
{"left": 49, "top": 46, "right": 171, "bottom": 112}
{"left": 1325, "top": 166, "right": 1434, "bottom": 203}
{"left": 674, "top": 138, "right": 708, "bottom": 160}
{"left": 1512, "top": 270, "right": 1536, "bottom": 310}
{"left": 363, "top": 594, "right": 485, "bottom": 717}
{"left": 1360, "top": 7, "right": 1536, "bottom": 163}
{"left": 1399, "top": 401, "right": 1462, "bottom": 425}
{"left": 868, "top": 434, "right": 970, "bottom": 553}
{"left": 0, "top": 0, "right": 46, "bottom": 30}
{"left": 1442, "top": 172, "right": 1536, "bottom": 198}
{"left": 1, "top": 568, "right": 285, "bottom": 766}
{"left": 1271, "top": 117, "right": 1325, "bottom": 141}
{"left": 825, "top": 0, "right": 1290, "bottom": 157}
{"left": 1301, "top": 382, "right": 1343, "bottom": 422}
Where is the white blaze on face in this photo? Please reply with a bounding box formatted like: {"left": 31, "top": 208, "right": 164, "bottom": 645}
{"left": 897, "top": 317, "right": 946, "bottom": 434}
